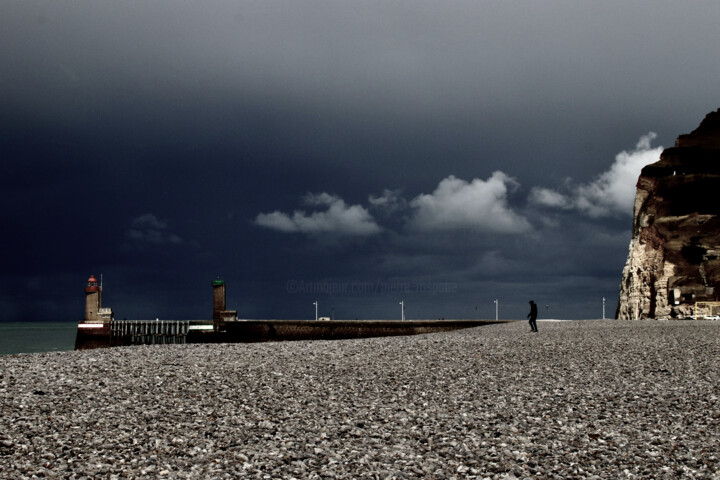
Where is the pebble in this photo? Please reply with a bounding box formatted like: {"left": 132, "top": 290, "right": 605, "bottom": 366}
{"left": 1, "top": 320, "right": 720, "bottom": 478}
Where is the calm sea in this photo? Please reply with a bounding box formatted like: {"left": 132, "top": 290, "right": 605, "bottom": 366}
{"left": 0, "top": 322, "right": 78, "bottom": 356}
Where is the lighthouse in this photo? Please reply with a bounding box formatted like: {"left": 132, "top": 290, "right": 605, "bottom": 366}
{"left": 212, "top": 277, "right": 237, "bottom": 329}
{"left": 83, "top": 274, "right": 113, "bottom": 323}
{"left": 84, "top": 275, "right": 101, "bottom": 322}
{"left": 212, "top": 276, "right": 226, "bottom": 322}
{"left": 76, "top": 274, "right": 114, "bottom": 349}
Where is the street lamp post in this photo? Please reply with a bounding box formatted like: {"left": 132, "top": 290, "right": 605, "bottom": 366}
{"left": 493, "top": 299, "right": 498, "bottom": 321}
{"left": 313, "top": 301, "right": 318, "bottom": 321}
{"left": 399, "top": 301, "right": 405, "bottom": 321}
{"left": 602, "top": 297, "right": 606, "bottom": 320}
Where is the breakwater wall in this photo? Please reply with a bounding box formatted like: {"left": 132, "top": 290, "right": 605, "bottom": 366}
{"left": 220, "top": 319, "right": 503, "bottom": 342}
{"left": 75, "top": 319, "right": 505, "bottom": 350}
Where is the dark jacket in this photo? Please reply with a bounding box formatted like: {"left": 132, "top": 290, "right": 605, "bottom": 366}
{"left": 528, "top": 302, "right": 538, "bottom": 320}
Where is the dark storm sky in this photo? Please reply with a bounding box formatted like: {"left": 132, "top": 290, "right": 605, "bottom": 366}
{"left": 2, "top": 1, "right": 720, "bottom": 321}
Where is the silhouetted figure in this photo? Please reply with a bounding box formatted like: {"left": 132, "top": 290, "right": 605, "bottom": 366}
{"left": 528, "top": 300, "right": 538, "bottom": 332}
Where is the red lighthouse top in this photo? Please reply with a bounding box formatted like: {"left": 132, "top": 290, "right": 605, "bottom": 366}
{"left": 85, "top": 275, "right": 99, "bottom": 292}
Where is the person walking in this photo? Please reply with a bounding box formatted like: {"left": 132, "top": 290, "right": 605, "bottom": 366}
{"left": 528, "top": 300, "right": 538, "bottom": 332}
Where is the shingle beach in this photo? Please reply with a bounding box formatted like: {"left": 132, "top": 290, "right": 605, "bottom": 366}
{"left": 1, "top": 320, "right": 719, "bottom": 479}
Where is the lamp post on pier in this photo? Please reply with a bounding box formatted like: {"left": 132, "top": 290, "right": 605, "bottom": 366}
{"left": 313, "top": 301, "right": 318, "bottom": 321}
{"left": 399, "top": 301, "right": 405, "bottom": 321}
{"left": 494, "top": 299, "right": 498, "bottom": 321}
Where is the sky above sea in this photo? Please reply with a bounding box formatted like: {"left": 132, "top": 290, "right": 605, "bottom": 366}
{"left": 2, "top": 1, "right": 720, "bottom": 321}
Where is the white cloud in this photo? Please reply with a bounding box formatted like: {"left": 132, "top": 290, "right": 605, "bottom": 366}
{"left": 407, "top": 172, "right": 531, "bottom": 233}
{"left": 255, "top": 193, "right": 381, "bottom": 236}
{"left": 528, "top": 187, "right": 570, "bottom": 209}
{"left": 126, "top": 213, "right": 183, "bottom": 244}
{"left": 530, "top": 132, "right": 663, "bottom": 217}
{"left": 256, "top": 173, "right": 533, "bottom": 238}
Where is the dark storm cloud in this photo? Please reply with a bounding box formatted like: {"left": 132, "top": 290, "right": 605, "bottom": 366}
{"left": 125, "top": 213, "right": 183, "bottom": 246}
{"left": 2, "top": 1, "right": 720, "bottom": 321}
{"left": 5, "top": 3, "right": 719, "bottom": 140}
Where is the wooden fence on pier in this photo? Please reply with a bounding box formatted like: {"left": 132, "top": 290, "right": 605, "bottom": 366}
{"left": 111, "top": 320, "right": 190, "bottom": 346}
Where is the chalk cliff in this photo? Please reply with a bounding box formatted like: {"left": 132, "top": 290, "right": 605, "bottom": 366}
{"left": 617, "top": 109, "right": 720, "bottom": 319}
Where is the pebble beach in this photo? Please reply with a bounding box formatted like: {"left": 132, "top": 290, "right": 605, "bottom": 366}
{"left": 1, "top": 320, "right": 719, "bottom": 479}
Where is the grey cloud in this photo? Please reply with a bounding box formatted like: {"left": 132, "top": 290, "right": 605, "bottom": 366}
{"left": 368, "top": 189, "right": 409, "bottom": 217}
{"left": 126, "top": 214, "right": 183, "bottom": 245}
{"left": 5, "top": 2, "right": 718, "bottom": 125}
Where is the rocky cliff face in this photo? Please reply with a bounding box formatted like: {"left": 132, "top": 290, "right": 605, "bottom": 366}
{"left": 617, "top": 109, "right": 720, "bottom": 319}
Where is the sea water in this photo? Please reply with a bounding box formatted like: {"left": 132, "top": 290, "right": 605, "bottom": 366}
{"left": 0, "top": 322, "right": 78, "bottom": 356}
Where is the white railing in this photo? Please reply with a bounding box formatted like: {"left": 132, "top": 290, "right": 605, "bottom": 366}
{"left": 110, "top": 320, "right": 190, "bottom": 345}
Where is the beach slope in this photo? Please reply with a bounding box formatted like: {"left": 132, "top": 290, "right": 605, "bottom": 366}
{"left": 1, "top": 320, "right": 719, "bottom": 479}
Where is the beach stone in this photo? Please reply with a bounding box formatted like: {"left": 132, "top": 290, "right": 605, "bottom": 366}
{"left": 1, "top": 320, "right": 720, "bottom": 478}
